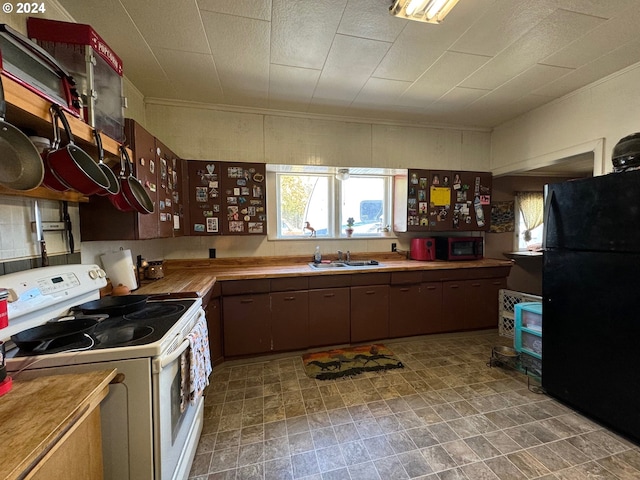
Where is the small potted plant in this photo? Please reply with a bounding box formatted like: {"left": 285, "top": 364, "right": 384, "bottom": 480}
{"left": 345, "top": 217, "right": 355, "bottom": 237}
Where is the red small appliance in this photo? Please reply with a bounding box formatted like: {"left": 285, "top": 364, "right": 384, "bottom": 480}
{"left": 410, "top": 237, "right": 436, "bottom": 261}
{"left": 435, "top": 236, "right": 483, "bottom": 261}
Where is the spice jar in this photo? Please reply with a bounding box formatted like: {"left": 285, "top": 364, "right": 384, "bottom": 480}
{"left": 145, "top": 260, "right": 164, "bottom": 280}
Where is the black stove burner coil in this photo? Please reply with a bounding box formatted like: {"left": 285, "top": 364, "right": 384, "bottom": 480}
{"left": 11, "top": 318, "right": 98, "bottom": 352}
{"left": 76, "top": 295, "right": 149, "bottom": 316}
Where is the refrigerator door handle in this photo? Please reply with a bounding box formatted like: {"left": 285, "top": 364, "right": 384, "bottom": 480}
{"left": 542, "top": 187, "right": 556, "bottom": 250}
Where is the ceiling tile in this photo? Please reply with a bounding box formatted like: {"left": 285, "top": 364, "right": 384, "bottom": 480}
{"left": 201, "top": 11, "right": 270, "bottom": 107}
{"left": 120, "top": 0, "right": 210, "bottom": 54}
{"left": 268, "top": 64, "right": 321, "bottom": 111}
{"left": 542, "top": 4, "right": 640, "bottom": 69}
{"left": 488, "top": 64, "right": 574, "bottom": 103}
{"left": 153, "top": 48, "right": 224, "bottom": 104}
{"left": 535, "top": 37, "right": 640, "bottom": 97}
{"left": 427, "top": 87, "right": 492, "bottom": 114}
{"left": 373, "top": 0, "right": 493, "bottom": 82}
{"left": 311, "top": 34, "right": 391, "bottom": 104}
{"left": 271, "top": 0, "right": 347, "bottom": 69}
{"left": 337, "top": 0, "right": 406, "bottom": 42}
{"left": 399, "top": 51, "right": 491, "bottom": 107}
{"left": 351, "top": 77, "right": 412, "bottom": 107}
{"left": 461, "top": 8, "right": 606, "bottom": 90}
{"left": 451, "top": 0, "right": 557, "bottom": 57}
{"left": 198, "top": 0, "right": 272, "bottom": 20}
{"left": 554, "top": 0, "right": 639, "bottom": 18}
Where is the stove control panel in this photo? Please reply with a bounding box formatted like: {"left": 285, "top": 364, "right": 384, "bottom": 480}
{"left": 1, "top": 264, "right": 107, "bottom": 340}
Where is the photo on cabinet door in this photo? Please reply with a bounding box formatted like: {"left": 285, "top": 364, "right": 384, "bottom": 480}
{"left": 248, "top": 222, "right": 263, "bottom": 233}
{"left": 206, "top": 217, "right": 219, "bottom": 233}
{"left": 196, "top": 186, "right": 207, "bottom": 202}
{"left": 229, "top": 221, "right": 244, "bottom": 233}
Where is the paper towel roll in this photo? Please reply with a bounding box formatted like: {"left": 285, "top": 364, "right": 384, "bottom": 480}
{"left": 101, "top": 249, "right": 138, "bottom": 290}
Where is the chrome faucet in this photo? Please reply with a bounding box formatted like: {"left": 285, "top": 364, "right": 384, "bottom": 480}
{"left": 346, "top": 251, "right": 351, "bottom": 262}
{"left": 337, "top": 250, "right": 343, "bottom": 261}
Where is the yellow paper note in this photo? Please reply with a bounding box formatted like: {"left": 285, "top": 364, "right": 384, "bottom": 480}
{"left": 430, "top": 187, "right": 451, "bottom": 206}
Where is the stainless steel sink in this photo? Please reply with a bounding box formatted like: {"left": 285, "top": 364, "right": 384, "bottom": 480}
{"left": 343, "top": 260, "right": 380, "bottom": 267}
{"left": 308, "top": 262, "right": 348, "bottom": 269}
{"left": 308, "top": 260, "right": 381, "bottom": 270}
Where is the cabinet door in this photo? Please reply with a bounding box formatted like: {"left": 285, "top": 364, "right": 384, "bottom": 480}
{"left": 155, "top": 139, "right": 181, "bottom": 238}
{"left": 220, "top": 162, "right": 267, "bottom": 235}
{"left": 127, "top": 119, "right": 159, "bottom": 239}
{"left": 421, "top": 282, "right": 444, "bottom": 334}
{"left": 185, "top": 160, "right": 222, "bottom": 236}
{"left": 441, "top": 280, "right": 470, "bottom": 332}
{"left": 308, "top": 288, "right": 350, "bottom": 347}
{"left": 79, "top": 121, "right": 158, "bottom": 240}
{"left": 205, "top": 297, "right": 223, "bottom": 365}
{"left": 223, "top": 294, "right": 271, "bottom": 356}
{"left": 271, "top": 291, "right": 309, "bottom": 352}
{"left": 474, "top": 277, "right": 507, "bottom": 330}
{"left": 351, "top": 285, "right": 389, "bottom": 343}
{"left": 389, "top": 284, "right": 423, "bottom": 338}
{"left": 450, "top": 171, "right": 492, "bottom": 232}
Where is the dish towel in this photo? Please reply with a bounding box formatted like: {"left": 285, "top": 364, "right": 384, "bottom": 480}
{"left": 188, "top": 315, "right": 212, "bottom": 405}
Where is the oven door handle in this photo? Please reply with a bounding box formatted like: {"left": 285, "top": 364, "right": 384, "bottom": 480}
{"left": 155, "top": 338, "right": 190, "bottom": 373}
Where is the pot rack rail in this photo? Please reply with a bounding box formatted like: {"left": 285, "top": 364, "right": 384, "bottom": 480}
{"left": 0, "top": 74, "right": 132, "bottom": 202}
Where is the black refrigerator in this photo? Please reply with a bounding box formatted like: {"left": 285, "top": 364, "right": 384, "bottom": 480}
{"left": 543, "top": 170, "right": 640, "bottom": 443}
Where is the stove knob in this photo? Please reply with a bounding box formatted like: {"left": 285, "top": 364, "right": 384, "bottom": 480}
{"left": 97, "top": 268, "right": 106, "bottom": 278}
{"left": 89, "top": 269, "right": 98, "bottom": 279}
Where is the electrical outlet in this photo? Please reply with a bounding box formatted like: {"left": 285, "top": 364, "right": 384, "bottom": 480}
{"left": 209, "top": 248, "right": 216, "bottom": 259}
{"left": 391, "top": 242, "right": 397, "bottom": 252}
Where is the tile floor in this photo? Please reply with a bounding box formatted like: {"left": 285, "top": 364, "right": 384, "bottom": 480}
{"left": 188, "top": 331, "right": 640, "bottom": 479}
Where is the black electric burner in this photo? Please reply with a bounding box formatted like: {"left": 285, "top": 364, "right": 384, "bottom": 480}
{"left": 14, "top": 299, "right": 196, "bottom": 356}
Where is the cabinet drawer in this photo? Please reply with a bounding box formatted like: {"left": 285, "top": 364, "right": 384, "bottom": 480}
{"left": 308, "top": 274, "right": 351, "bottom": 289}
{"left": 221, "top": 278, "right": 270, "bottom": 296}
{"left": 271, "top": 276, "right": 309, "bottom": 292}
{"left": 390, "top": 271, "right": 422, "bottom": 285}
{"left": 350, "top": 272, "right": 390, "bottom": 286}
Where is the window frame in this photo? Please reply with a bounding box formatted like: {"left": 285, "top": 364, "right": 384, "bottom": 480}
{"left": 270, "top": 169, "right": 394, "bottom": 240}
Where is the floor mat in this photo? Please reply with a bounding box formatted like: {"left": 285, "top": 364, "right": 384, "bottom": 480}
{"left": 302, "top": 344, "right": 404, "bottom": 380}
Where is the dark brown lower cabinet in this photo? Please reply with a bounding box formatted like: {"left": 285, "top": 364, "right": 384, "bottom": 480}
{"left": 389, "top": 284, "right": 423, "bottom": 338}
{"left": 469, "top": 277, "right": 508, "bottom": 330}
{"left": 351, "top": 285, "right": 389, "bottom": 343}
{"left": 271, "top": 291, "right": 309, "bottom": 351}
{"left": 222, "top": 293, "right": 271, "bottom": 356}
{"left": 442, "top": 277, "right": 507, "bottom": 331}
{"left": 421, "top": 282, "right": 444, "bottom": 334}
{"left": 308, "top": 288, "right": 350, "bottom": 347}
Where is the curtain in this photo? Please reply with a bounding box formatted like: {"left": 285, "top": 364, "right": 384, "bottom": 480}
{"left": 516, "top": 192, "right": 544, "bottom": 241}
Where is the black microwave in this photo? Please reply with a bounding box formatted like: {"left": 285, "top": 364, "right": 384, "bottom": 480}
{"left": 435, "top": 236, "right": 483, "bottom": 261}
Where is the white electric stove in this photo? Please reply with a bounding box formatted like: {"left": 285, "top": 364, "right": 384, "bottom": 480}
{"left": 1, "top": 264, "right": 206, "bottom": 480}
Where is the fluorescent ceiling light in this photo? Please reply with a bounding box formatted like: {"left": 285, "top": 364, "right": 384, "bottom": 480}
{"left": 389, "top": 0, "right": 460, "bottom": 23}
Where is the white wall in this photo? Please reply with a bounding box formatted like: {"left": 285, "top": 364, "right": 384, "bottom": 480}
{"left": 491, "top": 63, "right": 640, "bottom": 175}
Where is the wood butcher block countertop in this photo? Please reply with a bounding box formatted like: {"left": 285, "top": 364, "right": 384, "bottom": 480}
{"left": 0, "top": 369, "right": 117, "bottom": 480}
{"left": 135, "top": 253, "right": 513, "bottom": 296}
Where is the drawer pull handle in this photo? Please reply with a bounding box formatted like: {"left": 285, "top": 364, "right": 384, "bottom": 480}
{"left": 284, "top": 296, "right": 295, "bottom": 301}
{"left": 240, "top": 299, "right": 254, "bottom": 304}
{"left": 399, "top": 288, "right": 410, "bottom": 292}
{"left": 365, "top": 290, "right": 376, "bottom": 295}
{"left": 425, "top": 286, "right": 437, "bottom": 290}
{"left": 471, "top": 283, "right": 481, "bottom": 287}
{"left": 323, "top": 293, "right": 335, "bottom": 298}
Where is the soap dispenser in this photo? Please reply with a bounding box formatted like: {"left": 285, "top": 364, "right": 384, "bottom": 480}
{"left": 313, "top": 245, "right": 322, "bottom": 263}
